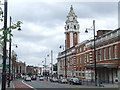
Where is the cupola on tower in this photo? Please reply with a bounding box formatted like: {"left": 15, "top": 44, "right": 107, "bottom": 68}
{"left": 64, "top": 5, "right": 80, "bottom": 49}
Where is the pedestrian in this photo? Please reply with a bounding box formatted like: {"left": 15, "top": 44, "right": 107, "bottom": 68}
{"left": 7, "top": 75, "right": 9, "bottom": 81}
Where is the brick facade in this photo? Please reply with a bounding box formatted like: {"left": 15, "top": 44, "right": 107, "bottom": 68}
{"left": 58, "top": 28, "right": 120, "bottom": 83}
{"left": 57, "top": 5, "right": 120, "bottom": 84}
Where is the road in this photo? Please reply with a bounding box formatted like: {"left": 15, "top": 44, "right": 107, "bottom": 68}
{"left": 22, "top": 77, "right": 118, "bottom": 90}
{"left": 23, "top": 78, "right": 98, "bottom": 89}
{"left": 0, "top": 78, "right": 118, "bottom": 90}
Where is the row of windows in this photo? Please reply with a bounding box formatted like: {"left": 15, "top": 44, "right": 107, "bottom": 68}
{"left": 79, "top": 46, "right": 86, "bottom": 52}
{"left": 78, "top": 45, "right": 117, "bottom": 64}
{"left": 96, "top": 45, "right": 117, "bottom": 61}
{"left": 59, "top": 44, "right": 117, "bottom": 70}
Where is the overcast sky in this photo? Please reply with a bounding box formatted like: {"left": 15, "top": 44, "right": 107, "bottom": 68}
{"left": 0, "top": 0, "right": 118, "bottom": 67}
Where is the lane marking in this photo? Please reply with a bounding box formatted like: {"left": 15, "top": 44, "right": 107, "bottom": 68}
{"left": 22, "top": 80, "right": 37, "bottom": 90}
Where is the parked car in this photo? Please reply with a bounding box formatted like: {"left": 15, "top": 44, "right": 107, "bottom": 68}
{"left": 24, "top": 77, "right": 31, "bottom": 81}
{"left": 50, "top": 78, "right": 59, "bottom": 82}
{"left": 69, "top": 78, "right": 82, "bottom": 85}
{"left": 59, "top": 78, "right": 68, "bottom": 84}
{"left": 31, "top": 75, "right": 37, "bottom": 80}
{"left": 39, "top": 77, "right": 44, "bottom": 81}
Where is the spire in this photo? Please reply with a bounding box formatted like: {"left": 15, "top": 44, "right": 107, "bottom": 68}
{"left": 68, "top": 5, "right": 75, "bottom": 16}
{"left": 70, "top": 5, "right": 73, "bottom": 11}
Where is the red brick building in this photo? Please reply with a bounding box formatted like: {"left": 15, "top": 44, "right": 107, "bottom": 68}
{"left": 57, "top": 5, "right": 120, "bottom": 83}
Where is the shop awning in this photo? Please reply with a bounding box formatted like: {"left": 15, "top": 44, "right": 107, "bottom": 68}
{"left": 85, "top": 63, "right": 118, "bottom": 68}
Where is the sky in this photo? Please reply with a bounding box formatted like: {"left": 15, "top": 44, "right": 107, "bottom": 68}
{"left": 0, "top": 0, "right": 119, "bottom": 67}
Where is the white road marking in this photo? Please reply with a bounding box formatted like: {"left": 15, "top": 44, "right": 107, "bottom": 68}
{"left": 22, "top": 80, "right": 37, "bottom": 90}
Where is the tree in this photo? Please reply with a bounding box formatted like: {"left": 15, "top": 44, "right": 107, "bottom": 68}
{"left": 0, "top": 19, "right": 22, "bottom": 44}
{"left": 0, "top": 7, "right": 22, "bottom": 43}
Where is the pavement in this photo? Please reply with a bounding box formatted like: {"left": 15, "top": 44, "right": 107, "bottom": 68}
{"left": 0, "top": 79, "right": 119, "bottom": 90}
{"left": 0, "top": 79, "right": 35, "bottom": 90}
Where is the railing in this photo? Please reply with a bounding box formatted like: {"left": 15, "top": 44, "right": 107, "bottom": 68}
{"left": 87, "top": 29, "right": 120, "bottom": 47}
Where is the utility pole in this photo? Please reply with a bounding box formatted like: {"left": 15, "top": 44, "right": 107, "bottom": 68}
{"left": 51, "top": 50, "right": 53, "bottom": 75}
{"left": 45, "top": 58, "right": 46, "bottom": 77}
{"left": 65, "top": 40, "right": 67, "bottom": 78}
{"left": 2, "top": 0, "right": 8, "bottom": 90}
{"left": 85, "top": 20, "right": 97, "bottom": 86}
{"left": 93, "top": 20, "right": 97, "bottom": 86}
{"left": 8, "top": 16, "right": 12, "bottom": 87}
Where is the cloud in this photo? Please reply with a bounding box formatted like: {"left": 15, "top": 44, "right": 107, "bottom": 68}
{"left": 7, "top": 1, "right": 118, "bottom": 66}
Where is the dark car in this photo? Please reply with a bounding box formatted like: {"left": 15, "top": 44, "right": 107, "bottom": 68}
{"left": 31, "top": 75, "right": 37, "bottom": 80}
{"left": 69, "top": 78, "right": 82, "bottom": 85}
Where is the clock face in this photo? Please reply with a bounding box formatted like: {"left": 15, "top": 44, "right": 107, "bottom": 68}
{"left": 69, "top": 17, "right": 73, "bottom": 21}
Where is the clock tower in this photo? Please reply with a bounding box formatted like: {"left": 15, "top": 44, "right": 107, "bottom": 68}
{"left": 64, "top": 5, "right": 80, "bottom": 49}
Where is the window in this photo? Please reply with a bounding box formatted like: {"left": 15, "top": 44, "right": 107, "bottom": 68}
{"left": 74, "top": 25, "right": 76, "bottom": 29}
{"left": 80, "top": 57, "right": 82, "bottom": 64}
{"left": 103, "top": 48, "right": 106, "bottom": 60}
{"left": 67, "top": 25, "right": 69, "bottom": 29}
{"left": 96, "top": 51, "right": 98, "bottom": 62}
{"left": 113, "top": 45, "right": 117, "bottom": 58}
{"left": 83, "top": 46, "right": 86, "bottom": 51}
{"left": 108, "top": 47, "right": 109, "bottom": 59}
{"left": 80, "top": 48, "right": 82, "bottom": 52}
{"left": 108, "top": 47, "right": 111, "bottom": 59}
{"left": 87, "top": 54, "right": 89, "bottom": 62}
{"left": 84, "top": 54, "right": 87, "bottom": 63}
{"left": 75, "top": 58, "right": 77, "bottom": 64}
{"left": 99, "top": 49, "right": 102, "bottom": 61}
{"left": 68, "top": 58, "right": 70, "bottom": 69}
{"left": 97, "top": 49, "right": 101, "bottom": 61}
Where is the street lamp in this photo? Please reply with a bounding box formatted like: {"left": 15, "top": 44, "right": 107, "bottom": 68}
{"left": 85, "top": 20, "right": 97, "bottom": 86}
{"left": 8, "top": 44, "right": 18, "bottom": 85}
{"left": 43, "top": 56, "right": 48, "bottom": 77}
{"left": 48, "top": 50, "right": 53, "bottom": 77}
{"left": 51, "top": 50, "right": 53, "bottom": 76}
{"left": 59, "top": 45, "right": 64, "bottom": 50}
{"left": 12, "top": 50, "right": 17, "bottom": 80}
{"left": 59, "top": 40, "right": 67, "bottom": 78}
{"left": 8, "top": 16, "right": 21, "bottom": 87}
{"left": 2, "top": 0, "right": 8, "bottom": 90}
{"left": 44, "top": 58, "right": 46, "bottom": 77}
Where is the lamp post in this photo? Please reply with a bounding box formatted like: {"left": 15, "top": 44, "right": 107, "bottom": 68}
{"left": 85, "top": 20, "right": 97, "bottom": 86}
{"left": 60, "top": 40, "right": 67, "bottom": 78}
{"left": 2, "top": 0, "right": 8, "bottom": 90}
{"left": 8, "top": 16, "right": 12, "bottom": 87}
{"left": 8, "top": 16, "right": 21, "bottom": 87}
{"left": 50, "top": 50, "right": 53, "bottom": 76}
{"left": 12, "top": 50, "right": 17, "bottom": 80}
{"left": 44, "top": 58, "right": 46, "bottom": 77}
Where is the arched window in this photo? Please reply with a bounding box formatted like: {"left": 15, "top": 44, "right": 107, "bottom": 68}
{"left": 74, "top": 25, "right": 76, "bottom": 30}
{"left": 67, "top": 25, "right": 69, "bottom": 29}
